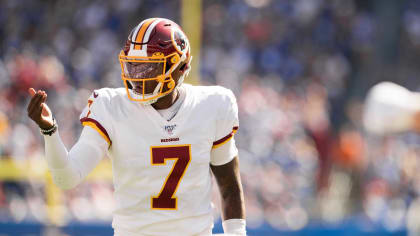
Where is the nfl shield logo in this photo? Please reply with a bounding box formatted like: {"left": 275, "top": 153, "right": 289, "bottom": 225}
{"left": 164, "top": 124, "right": 177, "bottom": 135}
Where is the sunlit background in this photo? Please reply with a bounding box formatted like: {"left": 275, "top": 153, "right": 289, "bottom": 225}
{"left": 1, "top": 0, "right": 420, "bottom": 235}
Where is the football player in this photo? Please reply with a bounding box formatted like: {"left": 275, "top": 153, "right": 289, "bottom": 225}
{"left": 363, "top": 81, "right": 420, "bottom": 135}
{"left": 27, "top": 18, "right": 246, "bottom": 236}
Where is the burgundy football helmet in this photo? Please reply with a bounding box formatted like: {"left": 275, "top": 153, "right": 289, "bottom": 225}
{"left": 119, "top": 18, "right": 192, "bottom": 105}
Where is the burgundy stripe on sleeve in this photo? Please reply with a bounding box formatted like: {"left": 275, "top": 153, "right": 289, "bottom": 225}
{"left": 80, "top": 117, "right": 112, "bottom": 146}
{"left": 213, "top": 126, "right": 239, "bottom": 146}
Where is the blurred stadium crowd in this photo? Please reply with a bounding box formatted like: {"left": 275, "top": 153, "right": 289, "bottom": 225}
{"left": 1, "top": 0, "right": 420, "bottom": 234}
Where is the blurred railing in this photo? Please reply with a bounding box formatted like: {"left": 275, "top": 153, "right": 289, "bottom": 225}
{"left": 0, "top": 159, "right": 113, "bottom": 224}
{"left": 0, "top": 220, "right": 408, "bottom": 236}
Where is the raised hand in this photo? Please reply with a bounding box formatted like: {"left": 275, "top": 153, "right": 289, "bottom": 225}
{"left": 27, "top": 88, "right": 54, "bottom": 130}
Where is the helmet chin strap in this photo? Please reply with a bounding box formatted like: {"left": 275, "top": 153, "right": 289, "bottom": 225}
{"left": 129, "top": 81, "right": 162, "bottom": 105}
{"left": 143, "top": 83, "right": 163, "bottom": 105}
{"left": 138, "top": 84, "right": 180, "bottom": 106}
{"left": 140, "top": 98, "right": 158, "bottom": 106}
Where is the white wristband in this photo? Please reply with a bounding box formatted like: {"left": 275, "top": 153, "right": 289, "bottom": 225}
{"left": 222, "top": 219, "right": 246, "bottom": 235}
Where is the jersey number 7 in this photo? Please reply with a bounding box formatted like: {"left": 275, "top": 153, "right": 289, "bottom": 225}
{"left": 151, "top": 145, "right": 191, "bottom": 210}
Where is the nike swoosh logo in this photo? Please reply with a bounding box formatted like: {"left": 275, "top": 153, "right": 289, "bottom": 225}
{"left": 93, "top": 91, "right": 98, "bottom": 98}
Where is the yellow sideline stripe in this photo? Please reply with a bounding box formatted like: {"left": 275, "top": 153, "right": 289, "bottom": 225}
{"left": 82, "top": 121, "right": 111, "bottom": 147}
{"left": 0, "top": 159, "right": 112, "bottom": 181}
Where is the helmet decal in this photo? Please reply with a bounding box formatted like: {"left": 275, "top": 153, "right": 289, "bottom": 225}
{"left": 171, "top": 28, "right": 189, "bottom": 55}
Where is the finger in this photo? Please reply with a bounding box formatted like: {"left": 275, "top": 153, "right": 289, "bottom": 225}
{"left": 28, "top": 105, "right": 43, "bottom": 122}
{"left": 28, "top": 92, "right": 42, "bottom": 109}
{"left": 37, "top": 91, "right": 47, "bottom": 108}
{"left": 28, "top": 90, "right": 42, "bottom": 105}
{"left": 27, "top": 92, "right": 42, "bottom": 112}
{"left": 28, "top": 93, "right": 44, "bottom": 114}
{"left": 41, "top": 103, "right": 46, "bottom": 116}
{"left": 43, "top": 91, "right": 48, "bottom": 101}
{"left": 28, "top": 88, "right": 36, "bottom": 97}
{"left": 39, "top": 94, "right": 47, "bottom": 113}
{"left": 41, "top": 103, "right": 52, "bottom": 117}
{"left": 40, "top": 93, "right": 47, "bottom": 103}
{"left": 28, "top": 103, "right": 42, "bottom": 117}
{"left": 40, "top": 91, "right": 48, "bottom": 103}
{"left": 33, "top": 94, "right": 44, "bottom": 113}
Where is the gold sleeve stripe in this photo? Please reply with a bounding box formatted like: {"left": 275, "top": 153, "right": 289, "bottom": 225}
{"left": 80, "top": 117, "right": 112, "bottom": 148}
{"left": 134, "top": 18, "right": 156, "bottom": 50}
{"left": 212, "top": 126, "right": 239, "bottom": 149}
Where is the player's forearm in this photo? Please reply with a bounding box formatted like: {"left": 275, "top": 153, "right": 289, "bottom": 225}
{"left": 44, "top": 130, "right": 70, "bottom": 168}
{"left": 44, "top": 127, "right": 106, "bottom": 189}
{"left": 214, "top": 156, "right": 246, "bottom": 235}
{"left": 219, "top": 182, "right": 246, "bottom": 220}
{"left": 44, "top": 131, "right": 83, "bottom": 189}
{"left": 211, "top": 156, "right": 246, "bottom": 220}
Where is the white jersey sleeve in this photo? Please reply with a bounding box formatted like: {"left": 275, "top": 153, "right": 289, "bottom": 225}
{"left": 43, "top": 88, "right": 113, "bottom": 189}
{"left": 44, "top": 126, "right": 107, "bottom": 189}
{"left": 79, "top": 89, "right": 114, "bottom": 148}
{"left": 210, "top": 88, "right": 239, "bottom": 166}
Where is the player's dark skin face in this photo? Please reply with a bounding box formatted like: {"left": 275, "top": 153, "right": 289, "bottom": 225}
{"left": 127, "top": 61, "right": 185, "bottom": 110}
{"left": 128, "top": 62, "right": 162, "bottom": 95}
{"left": 131, "top": 80, "right": 160, "bottom": 96}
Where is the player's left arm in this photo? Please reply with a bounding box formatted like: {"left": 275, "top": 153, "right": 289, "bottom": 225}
{"left": 211, "top": 88, "right": 246, "bottom": 235}
{"left": 211, "top": 137, "right": 246, "bottom": 235}
{"left": 211, "top": 156, "right": 246, "bottom": 221}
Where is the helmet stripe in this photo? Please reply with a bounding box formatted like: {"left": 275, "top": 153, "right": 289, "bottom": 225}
{"left": 129, "top": 20, "right": 145, "bottom": 52}
{"left": 143, "top": 19, "right": 164, "bottom": 54}
{"left": 134, "top": 18, "right": 156, "bottom": 50}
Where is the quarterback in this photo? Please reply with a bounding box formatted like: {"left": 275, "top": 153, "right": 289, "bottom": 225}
{"left": 27, "top": 18, "right": 246, "bottom": 236}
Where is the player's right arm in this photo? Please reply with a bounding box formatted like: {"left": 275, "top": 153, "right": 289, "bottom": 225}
{"left": 27, "top": 88, "right": 107, "bottom": 189}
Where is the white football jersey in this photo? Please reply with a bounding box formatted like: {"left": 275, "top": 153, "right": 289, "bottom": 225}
{"left": 79, "top": 84, "right": 239, "bottom": 236}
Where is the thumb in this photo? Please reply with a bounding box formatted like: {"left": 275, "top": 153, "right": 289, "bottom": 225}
{"left": 41, "top": 103, "right": 52, "bottom": 118}
{"left": 28, "top": 88, "right": 36, "bottom": 97}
